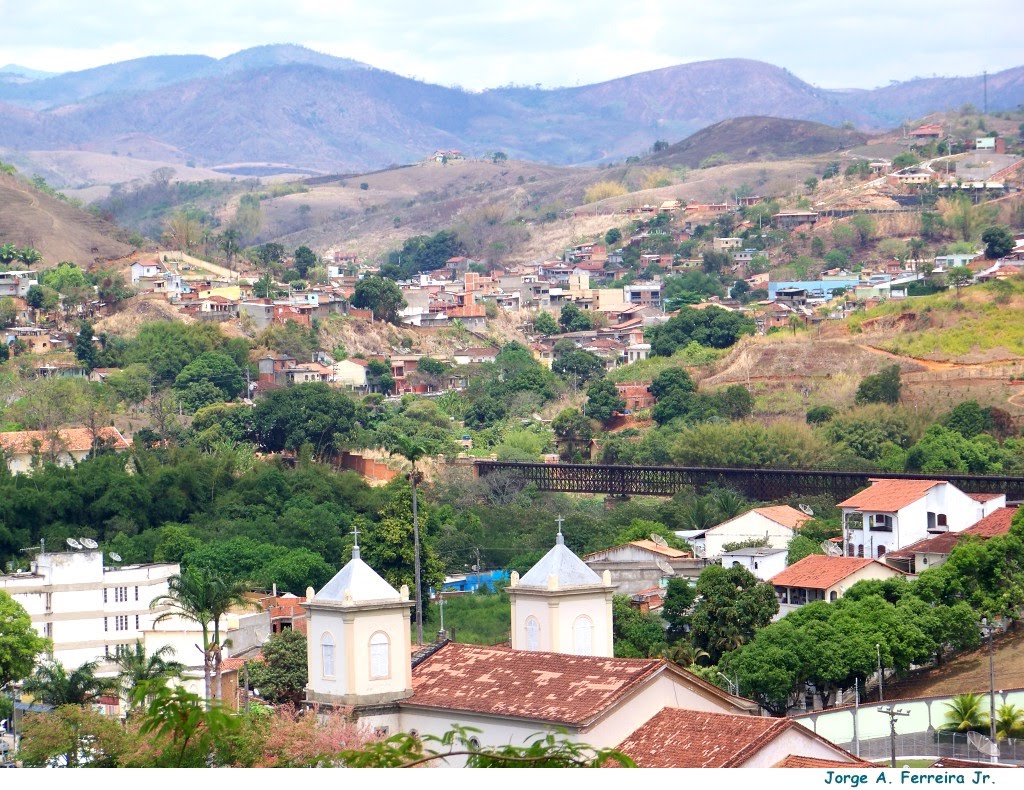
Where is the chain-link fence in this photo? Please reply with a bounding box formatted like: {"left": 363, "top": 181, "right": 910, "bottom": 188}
{"left": 839, "top": 730, "right": 1024, "bottom": 765}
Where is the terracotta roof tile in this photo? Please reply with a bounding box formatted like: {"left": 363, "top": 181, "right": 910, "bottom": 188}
{"left": 968, "top": 493, "right": 1003, "bottom": 503}
{"left": 769, "top": 556, "right": 903, "bottom": 590}
{"left": 838, "top": 479, "right": 945, "bottom": 512}
{"left": 616, "top": 708, "right": 790, "bottom": 767}
{"left": 584, "top": 540, "right": 691, "bottom": 561}
{"left": 407, "top": 643, "right": 668, "bottom": 726}
{"left": 0, "top": 426, "right": 129, "bottom": 455}
{"left": 753, "top": 505, "right": 813, "bottom": 529}
{"left": 775, "top": 755, "right": 871, "bottom": 768}
{"left": 888, "top": 507, "right": 1017, "bottom": 559}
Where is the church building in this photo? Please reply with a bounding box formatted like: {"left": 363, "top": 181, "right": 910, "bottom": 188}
{"left": 302, "top": 530, "right": 863, "bottom": 767}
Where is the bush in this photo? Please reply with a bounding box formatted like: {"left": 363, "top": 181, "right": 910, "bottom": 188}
{"left": 806, "top": 405, "right": 837, "bottom": 424}
{"left": 855, "top": 365, "right": 901, "bottom": 405}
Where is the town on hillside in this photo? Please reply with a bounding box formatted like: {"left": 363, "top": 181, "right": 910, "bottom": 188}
{"left": 3, "top": 39, "right": 1024, "bottom": 771}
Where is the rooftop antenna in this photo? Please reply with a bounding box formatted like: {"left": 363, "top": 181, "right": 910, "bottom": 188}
{"left": 66, "top": 537, "right": 83, "bottom": 550}
{"left": 20, "top": 538, "right": 45, "bottom": 556}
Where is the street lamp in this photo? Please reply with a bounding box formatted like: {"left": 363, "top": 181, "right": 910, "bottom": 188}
{"left": 981, "top": 618, "right": 998, "bottom": 764}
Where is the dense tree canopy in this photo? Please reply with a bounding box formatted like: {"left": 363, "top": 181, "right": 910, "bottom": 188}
{"left": 647, "top": 306, "right": 755, "bottom": 355}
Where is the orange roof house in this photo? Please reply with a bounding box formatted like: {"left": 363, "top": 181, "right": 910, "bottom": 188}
{"left": 770, "top": 556, "right": 905, "bottom": 613}
{"left": 0, "top": 427, "right": 130, "bottom": 475}
{"left": 886, "top": 506, "right": 1017, "bottom": 573}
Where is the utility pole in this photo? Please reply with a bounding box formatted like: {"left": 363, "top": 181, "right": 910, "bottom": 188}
{"left": 879, "top": 706, "right": 910, "bottom": 767}
{"left": 853, "top": 677, "right": 861, "bottom": 758}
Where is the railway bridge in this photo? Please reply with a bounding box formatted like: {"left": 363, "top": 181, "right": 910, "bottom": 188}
{"left": 473, "top": 461, "right": 1024, "bottom": 502}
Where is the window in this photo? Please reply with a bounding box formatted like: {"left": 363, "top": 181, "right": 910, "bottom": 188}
{"left": 115, "top": 615, "right": 129, "bottom": 631}
{"left": 104, "top": 617, "right": 108, "bottom": 632}
{"left": 877, "top": 545, "right": 886, "bottom": 558}
{"left": 829, "top": 591, "right": 838, "bottom": 602}
{"left": 103, "top": 588, "right": 108, "bottom": 603}
{"left": 321, "top": 633, "right": 335, "bottom": 678}
{"left": 135, "top": 614, "right": 140, "bottom": 629}
{"left": 369, "top": 632, "right": 390, "bottom": 679}
{"left": 573, "top": 616, "right": 594, "bottom": 656}
{"left": 871, "top": 514, "right": 893, "bottom": 532}
{"left": 937, "top": 513, "right": 948, "bottom": 527}
{"left": 135, "top": 586, "right": 139, "bottom": 601}
{"left": 525, "top": 616, "right": 540, "bottom": 651}
{"left": 857, "top": 544, "right": 864, "bottom": 558}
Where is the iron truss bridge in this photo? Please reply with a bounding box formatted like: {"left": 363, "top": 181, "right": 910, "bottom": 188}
{"left": 473, "top": 461, "right": 1024, "bottom": 502}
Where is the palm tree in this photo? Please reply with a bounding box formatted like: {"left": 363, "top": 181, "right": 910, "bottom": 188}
{"left": 710, "top": 489, "right": 746, "bottom": 522}
{"left": 995, "top": 703, "right": 1024, "bottom": 741}
{"left": 151, "top": 567, "right": 254, "bottom": 703}
{"left": 390, "top": 437, "right": 427, "bottom": 645}
{"left": 218, "top": 229, "right": 241, "bottom": 269}
{"left": 661, "top": 641, "right": 710, "bottom": 668}
{"left": 23, "top": 659, "right": 118, "bottom": 707}
{"left": 941, "top": 693, "right": 990, "bottom": 732}
{"left": 115, "top": 641, "right": 185, "bottom": 711}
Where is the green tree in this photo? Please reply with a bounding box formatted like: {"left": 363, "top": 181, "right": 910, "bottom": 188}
{"left": 71, "top": 321, "right": 97, "bottom": 371}
{"left": 552, "top": 407, "right": 594, "bottom": 448}
{"left": 855, "top": 365, "right": 901, "bottom": 405}
{"left": 850, "top": 214, "right": 876, "bottom": 248}
{"left": 605, "top": 227, "right": 622, "bottom": 246}
{"left": 690, "top": 564, "right": 778, "bottom": 663}
{"left": 174, "top": 351, "right": 246, "bottom": 401}
{"left": 132, "top": 679, "right": 239, "bottom": 767}
{"left": 293, "top": 245, "right": 317, "bottom": 278}
{"left": 553, "top": 349, "right": 605, "bottom": 386}
{"left": 151, "top": 568, "right": 255, "bottom": 702}
{"left": 352, "top": 276, "right": 406, "bottom": 323}
{"left": 23, "top": 659, "right": 118, "bottom": 707}
{"left": 941, "top": 693, "right": 990, "bottom": 733}
{"left": 981, "top": 226, "right": 1014, "bottom": 259}
{"left": 787, "top": 535, "right": 824, "bottom": 566}
{"left": 612, "top": 596, "right": 666, "bottom": 657}
{"left": 25, "top": 284, "right": 46, "bottom": 309}
{"left": 947, "top": 265, "right": 974, "bottom": 296}
{"left": 647, "top": 306, "right": 755, "bottom": 355}
{"left": 584, "top": 378, "right": 626, "bottom": 424}
{"left": 995, "top": 703, "right": 1024, "bottom": 740}
{"left": 245, "top": 629, "right": 307, "bottom": 705}
{"left": 218, "top": 228, "right": 242, "bottom": 268}
{"left": 558, "top": 302, "right": 592, "bottom": 333}
{"left": 115, "top": 641, "right": 185, "bottom": 711}
{"left": 533, "top": 311, "right": 558, "bottom": 336}
{"left": 252, "top": 382, "right": 356, "bottom": 458}
{"left": 0, "top": 590, "right": 50, "bottom": 688}
{"left": 662, "top": 578, "right": 697, "bottom": 643}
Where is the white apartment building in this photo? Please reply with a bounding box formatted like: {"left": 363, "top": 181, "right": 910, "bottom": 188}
{"left": 0, "top": 547, "right": 178, "bottom": 671}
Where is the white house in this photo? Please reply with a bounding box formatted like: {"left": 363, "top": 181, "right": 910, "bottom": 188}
{"left": 0, "top": 427, "right": 131, "bottom": 475}
{"left": 686, "top": 505, "right": 811, "bottom": 559}
{"left": 130, "top": 261, "right": 163, "bottom": 285}
{"left": 584, "top": 539, "right": 703, "bottom": 594}
{"left": 838, "top": 478, "right": 1005, "bottom": 559}
{"left": 0, "top": 548, "right": 177, "bottom": 671}
{"left": 0, "top": 270, "right": 38, "bottom": 298}
{"left": 721, "top": 546, "right": 789, "bottom": 581}
{"left": 331, "top": 358, "right": 369, "bottom": 389}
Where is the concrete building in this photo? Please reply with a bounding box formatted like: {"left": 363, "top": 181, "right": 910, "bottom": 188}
{"left": 769, "top": 556, "right": 906, "bottom": 617}
{"left": 721, "top": 546, "right": 789, "bottom": 581}
{"left": 0, "top": 270, "right": 38, "bottom": 298}
{"left": 686, "top": 505, "right": 811, "bottom": 559}
{"left": 584, "top": 539, "right": 704, "bottom": 594}
{"left": 0, "top": 548, "right": 177, "bottom": 670}
{"left": 838, "top": 478, "right": 1005, "bottom": 558}
{"left": 0, "top": 427, "right": 130, "bottom": 475}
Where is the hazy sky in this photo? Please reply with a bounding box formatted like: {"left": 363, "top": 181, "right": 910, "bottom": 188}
{"left": 2, "top": 1, "right": 1021, "bottom": 90}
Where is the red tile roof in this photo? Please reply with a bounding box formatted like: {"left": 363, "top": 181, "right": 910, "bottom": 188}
{"left": 0, "top": 426, "right": 129, "bottom": 455}
{"left": 617, "top": 708, "right": 856, "bottom": 768}
{"left": 753, "top": 505, "right": 813, "bottom": 530}
{"left": 775, "top": 755, "right": 870, "bottom": 768}
{"left": 838, "top": 479, "right": 945, "bottom": 512}
{"left": 968, "top": 493, "right": 1003, "bottom": 503}
{"left": 583, "top": 540, "right": 691, "bottom": 561}
{"left": 407, "top": 643, "right": 740, "bottom": 726}
{"left": 888, "top": 507, "right": 1017, "bottom": 559}
{"left": 769, "top": 556, "right": 903, "bottom": 590}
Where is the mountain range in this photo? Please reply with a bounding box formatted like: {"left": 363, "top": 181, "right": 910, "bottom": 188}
{"left": 1, "top": 44, "right": 1021, "bottom": 174}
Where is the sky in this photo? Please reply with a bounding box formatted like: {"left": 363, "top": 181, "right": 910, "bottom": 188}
{"left": 2, "top": 1, "right": 1022, "bottom": 91}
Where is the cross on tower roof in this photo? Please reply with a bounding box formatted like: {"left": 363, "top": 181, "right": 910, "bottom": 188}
{"left": 556, "top": 515, "right": 565, "bottom": 545}
{"left": 350, "top": 524, "right": 362, "bottom": 559}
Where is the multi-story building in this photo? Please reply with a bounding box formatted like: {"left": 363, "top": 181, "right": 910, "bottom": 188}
{"left": 0, "top": 547, "right": 178, "bottom": 670}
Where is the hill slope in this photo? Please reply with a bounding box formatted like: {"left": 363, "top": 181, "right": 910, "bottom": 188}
{"left": 1, "top": 47, "right": 1021, "bottom": 174}
{"left": 0, "top": 172, "right": 133, "bottom": 265}
{"left": 647, "top": 116, "right": 868, "bottom": 168}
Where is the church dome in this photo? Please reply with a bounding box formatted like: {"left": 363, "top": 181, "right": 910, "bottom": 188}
{"left": 314, "top": 545, "right": 403, "bottom": 604}
{"left": 518, "top": 532, "right": 603, "bottom": 588}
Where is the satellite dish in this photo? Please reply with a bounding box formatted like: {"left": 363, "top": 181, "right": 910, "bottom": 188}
{"left": 799, "top": 504, "right": 815, "bottom": 516}
{"left": 66, "top": 538, "right": 82, "bottom": 550}
{"left": 80, "top": 537, "right": 98, "bottom": 549}
{"left": 821, "top": 541, "right": 843, "bottom": 557}
{"left": 968, "top": 731, "right": 999, "bottom": 758}
{"left": 109, "top": 553, "right": 122, "bottom": 562}
{"left": 656, "top": 559, "right": 675, "bottom": 576}
{"left": 650, "top": 533, "right": 669, "bottom": 547}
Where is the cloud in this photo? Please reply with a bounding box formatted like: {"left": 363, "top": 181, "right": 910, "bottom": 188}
{"left": 3, "top": 1, "right": 1021, "bottom": 90}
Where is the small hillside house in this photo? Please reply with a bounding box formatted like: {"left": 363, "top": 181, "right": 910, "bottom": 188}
{"left": 687, "top": 505, "right": 811, "bottom": 559}
{"left": 769, "top": 556, "right": 906, "bottom": 617}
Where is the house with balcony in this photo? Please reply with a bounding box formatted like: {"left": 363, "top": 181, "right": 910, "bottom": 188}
{"left": 884, "top": 506, "right": 1017, "bottom": 574}
{"left": 837, "top": 478, "right": 1005, "bottom": 560}
{"left": 769, "top": 556, "right": 906, "bottom": 616}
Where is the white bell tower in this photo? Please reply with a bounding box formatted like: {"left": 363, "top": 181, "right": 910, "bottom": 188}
{"left": 507, "top": 519, "right": 615, "bottom": 657}
{"left": 304, "top": 540, "right": 414, "bottom": 708}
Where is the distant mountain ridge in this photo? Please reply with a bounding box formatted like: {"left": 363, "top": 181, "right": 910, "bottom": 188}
{"left": 0, "top": 45, "right": 1020, "bottom": 174}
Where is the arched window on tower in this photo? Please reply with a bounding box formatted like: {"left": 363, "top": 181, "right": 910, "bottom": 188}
{"left": 369, "top": 631, "right": 390, "bottom": 679}
{"left": 321, "top": 632, "right": 336, "bottom": 678}
{"left": 525, "top": 616, "right": 540, "bottom": 651}
{"left": 573, "top": 615, "right": 594, "bottom": 656}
